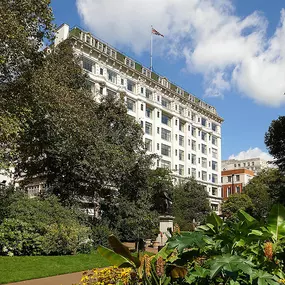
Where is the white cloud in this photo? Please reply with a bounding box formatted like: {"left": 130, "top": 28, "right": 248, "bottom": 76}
{"left": 228, "top": 147, "right": 273, "bottom": 162}
{"left": 76, "top": 0, "right": 285, "bottom": 107}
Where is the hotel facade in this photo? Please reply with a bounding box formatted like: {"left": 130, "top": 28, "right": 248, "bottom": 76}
{"left": 54, "top": 24, "right": 224, "bottom": 212}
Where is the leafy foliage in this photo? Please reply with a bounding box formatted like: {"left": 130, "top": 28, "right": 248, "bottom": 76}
{"left": 265, "top": 116, "right": 285, "bottom": 172}
{"left": 173, "top": 179, "right": 211, "bottom": 230}
{"left": 221, "top": 193, "right": 254, "bottom": 218}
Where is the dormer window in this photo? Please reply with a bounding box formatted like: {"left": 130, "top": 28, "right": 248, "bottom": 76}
{"left": 97, "top": 41, "right": 104, "bottom": 51}
{"left": 176, "top": 88, "right": 183, "bottom": 95}
{"left": 142, "top": 68, "right": 151, "bottom": 77}
{"left": 159, "top": 77, "right": 169, "bottom": 88}
{"left": 125, "top": 58, "right": 135, "bottom": 68}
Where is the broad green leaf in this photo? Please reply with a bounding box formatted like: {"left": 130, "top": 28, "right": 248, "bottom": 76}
{"left": 237, "top": 210, "right": 256, "bottom": 224}
{"left": 167, "top": 231, "right": 206, "bottom": 253}
{"left": 252, "top": 270, "right": 279, "bottom": 285}
{"left": 230, "top": 281, "right": 240, "bottom": 285}
{"left": 249, "top": 230, "right": 264, "bottom": 236}
{"left": 191, "top": 266, "right": 210, "bottom": 278}
{"left": 267, "top": 204, "right": 285, "bottom": 241}
{"left": 108, "top": 235, "right": 141, "bottom": 267}
{"left": 209, "top": 254, "right": 254, "bottom": 279}
{"left": 97, "top": 246, "right": 134, "bottom": 268}
{"left": 206, "top": 212, "right": 223, "bottom": 229}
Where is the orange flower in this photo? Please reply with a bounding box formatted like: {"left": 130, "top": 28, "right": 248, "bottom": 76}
{"left": 264, "top": 241, "right": 273, "bottom": 260}
{"left": 156, "top": 256, "right": 165, "bottom": 277}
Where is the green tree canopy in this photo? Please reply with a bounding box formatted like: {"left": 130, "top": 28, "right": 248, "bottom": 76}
{"left": 265, "top": 116, "right": 285, "bottom": 172}
{"left": 173, "top": 178, "right": 211, "bottom": 230}
{"left": 221, "top": 193, "right": 254, "bottom": 218}
{"left": 244, "top": 168, "right": 285, "bottom": 219}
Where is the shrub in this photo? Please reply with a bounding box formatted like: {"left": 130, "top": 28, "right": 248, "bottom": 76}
{"left": 42, "top": 223, "right": 91, "bottom": 255}
{"left": 91, "top": 223, "right": 119, "bottom": 249}
{"left": 0, "top": 218, "right": 43, "bottom": 256}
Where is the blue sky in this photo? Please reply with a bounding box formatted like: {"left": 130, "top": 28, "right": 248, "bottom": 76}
{"left": 51, "top": 0, "right": 284, "bottom": 160}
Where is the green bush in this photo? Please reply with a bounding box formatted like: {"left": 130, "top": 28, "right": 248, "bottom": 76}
{"left": 42, "top": 223, "right": 91, "bottom": 255}
{"left": 0, "top": 218, "right": 43, "bottom": 256}
{"left": 91, "top": 223, "right": 118, "bottom": 249}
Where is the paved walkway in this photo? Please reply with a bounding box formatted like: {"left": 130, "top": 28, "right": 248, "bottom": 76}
{"left": 7, "top": 271, "right": 84, "bottom": 285}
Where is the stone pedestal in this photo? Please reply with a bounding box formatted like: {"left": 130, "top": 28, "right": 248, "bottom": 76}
{"left": 156, "top": 215, "right": 174, "bottom": 246}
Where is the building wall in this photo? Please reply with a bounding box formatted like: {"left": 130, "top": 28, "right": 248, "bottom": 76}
{"left": 54, "top": 24, "right": 224, "bottom": 210}
{"left": 222, "top": 158, "right": 268, "bottom": 174}
{"left": 221, "top": 168, "right": 254, "bottom": 198}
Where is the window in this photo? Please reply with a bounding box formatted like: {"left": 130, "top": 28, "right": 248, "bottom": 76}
{"left": 236, "top": 175, "right": 240, "bottom": 181}
{"left": 161, "top": 160, "right": 171, "bottom": 169}
{"left": 127, "top": 98, "right": 135, "bottom": 112}
{"left": 82, "top": 57, "right": 93, "bottom": 72}
{"left": 157, "top": 111, "right": 160, "bottom": 118}
{"left": 145, "top": 122, "right": 152, "bottom": 135}
{"left": 191, "top": 154, "right": 196, "bottom": 165}
{"left": 188, "top": 139, "right": 190, "bottom": 146}
{"left": 234, "top": 164, "right": 237, "bottom": 167}
{"left": 157, "top": 95, "right": 160, "bottom": 102}
{"left": 202, "top": 171, "right": 207, "bottom": 181}
{"left": 107, "top": 69, "right": 117, "bottom": 84}
{"left": 191, "top": 168, "right": 196, "bottom": 178}
{"left": 179, "top": 165, "right": 184, "bottom": 176}
{"left": 188, "top": 168, "right": 191, "bottom": 175}
{"left": 140, "top": 121, "right": 143, "bottom": 127}
{"left": 212, "top": 136, "right": 218, "bottom": 146}
{"left": 179, "top": 121, "right": 185, "bottom": 132}
{"left": 179, "top": 150, "right": 184, "bottom": 161}
{"left": 107, "top": 89, "right": 116, "bottom": 97}
{"left": 100, "top": 68, "right": 104, "bottom": 75}
{"left": 191, "top": 113, "right": 196, "bottom": 121}
{"left": 140, "top": 87, "right": 144, "bottom": 94}
{"left": 175, "top": 149, "right": 177, "bottom": 156}
{"left": 157, "top": 143, "right": 159, "bottom": 150}
{"left": 211, "top": 204, "right": 218, "bottom": 211}
{"left": 161, "top": 128, "right": 171, "bottom": 141}
{"left": 146, "top": 89, "right": 152, "bottom": 100}
{"left": 188, "top": 153, "right": 191, "bottom": 160}
{"left": 141, "top": 104, "right": 144, "bottom": 111}
{"left": 99, "top": 86, "right": 103, "bottom": 95}
{"left": 145, "top": 106, "right": 152, "bottom": 118}
{"left": 161, "top": 97, "right": 170, "bottom": 109}
{"left": 179, "top": 135, "right": 184, "bottom": 147}
{"left": 192, "top": 127, "right": 196, "bottom": 137}
{"left": 228, "top": 176, "right": 232, "bottom": 183}
{"left": 162, "top": 113, "right": 171, "bottom": 126}
{"left": 202, "top": 157, "right": 207, "bottom": 168}
{"left": 227, "top": 187, "right": 231, "bottom": 197}
{"left": 212, "top": 148, "right": 218, "bottom": 159}
{"left": 121, "top": 78, "right": 124, "bottom": 85}
{"left": 188, "top": 125, "right": 191, "bottom": 131}
{"left": 161, "top": 144, "right": 171, "bottom": 157}
{"left": 212, "top": 161, "right": 218, "bottom": 171}
{"left": 125, "top": 57, "right": 135, "bottom": 68}
{"left": 212, "top": 187, "right": 218, "bottom": 196}
{"left": 127, "top": 80, "right": 135, "bottom": 92}
{"left": 236, "top": 186, "right": 241, "bottom": 193}
{"left": 177, "top": 88, "right": 183, "bottom": 95}
{"left": 159, "top": 77, "right": 169, "bottom": 88}
{"left": 201, "top": 144, "right": 207, "bottom": 154}
{"left": 221, "top": 177, "right": 223, "bottom": 183}
{"left": 212, "top": 123, "right": 217, "bottom": 132}
{"left": 201, "top": 131, "right": 207, "bottom": 141}
{"left": 201, "top": 117, "right": 207, "bottom": 126}
{"left": 157, "top": 127, "right": 159, "bottom": 134}
{"left": 179, "top": 106, "right": 184, "bottom": 115}
{"left": 192, "top": 140, "right": 196, "bottom": 151}
{"left": 238, "top": 163, "right": 241, "bottom": 167}
{"left": 252, "top": 162, "right": 255, "bottom": 166}
{"left": 212, "top": 174, "right": 218, "bottom": 183}
{"left": 142, "top": 68, "right": 151, "bottom": 77}
{"left": 145, "top": 139, "right": 152, "bottom": 151}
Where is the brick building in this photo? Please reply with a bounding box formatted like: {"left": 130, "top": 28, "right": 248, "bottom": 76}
{"left": 221, "top": 168, "right": 254, "bottom": 198}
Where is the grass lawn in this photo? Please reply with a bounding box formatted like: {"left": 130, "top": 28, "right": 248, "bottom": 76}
{"left": 0, "top": 252, "right": 110, "bottom": 284}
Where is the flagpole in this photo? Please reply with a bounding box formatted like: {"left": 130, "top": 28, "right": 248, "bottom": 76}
{"left": 150, "top": 25, "right": 153, "bottom": 71}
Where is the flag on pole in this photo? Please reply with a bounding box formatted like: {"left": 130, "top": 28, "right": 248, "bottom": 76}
{"left": 152, "top": 27, "right": 164, "bottom": 37}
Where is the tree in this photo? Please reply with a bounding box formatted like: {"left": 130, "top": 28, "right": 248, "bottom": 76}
{"left": 221, "top": 193, "right": 254, "bottom": 218}
{"left": 244, "top": 168, "right": 285, "bottom": 219}
{"left": 265, "top": 116, "right": 285, "bottom": 172}
{"left": 0, "top": 0, "right": 54, "bottom": 169}
{"left": 172, "top": 179, "right": 211, "bottom": 230}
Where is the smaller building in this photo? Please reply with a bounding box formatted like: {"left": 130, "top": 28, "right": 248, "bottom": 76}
{"left": 222, "top": 158, "right": 268, "bottom": 174}
{"left": 221, "top": 168, "right": 254, "bottom": 198}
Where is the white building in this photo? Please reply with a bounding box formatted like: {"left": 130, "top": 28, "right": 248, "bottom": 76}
{"left": 222, "top": 157, "right": 269, "bottom": 175}
{"left": 54, "top": 24, "right": 224, "bottom": 211}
